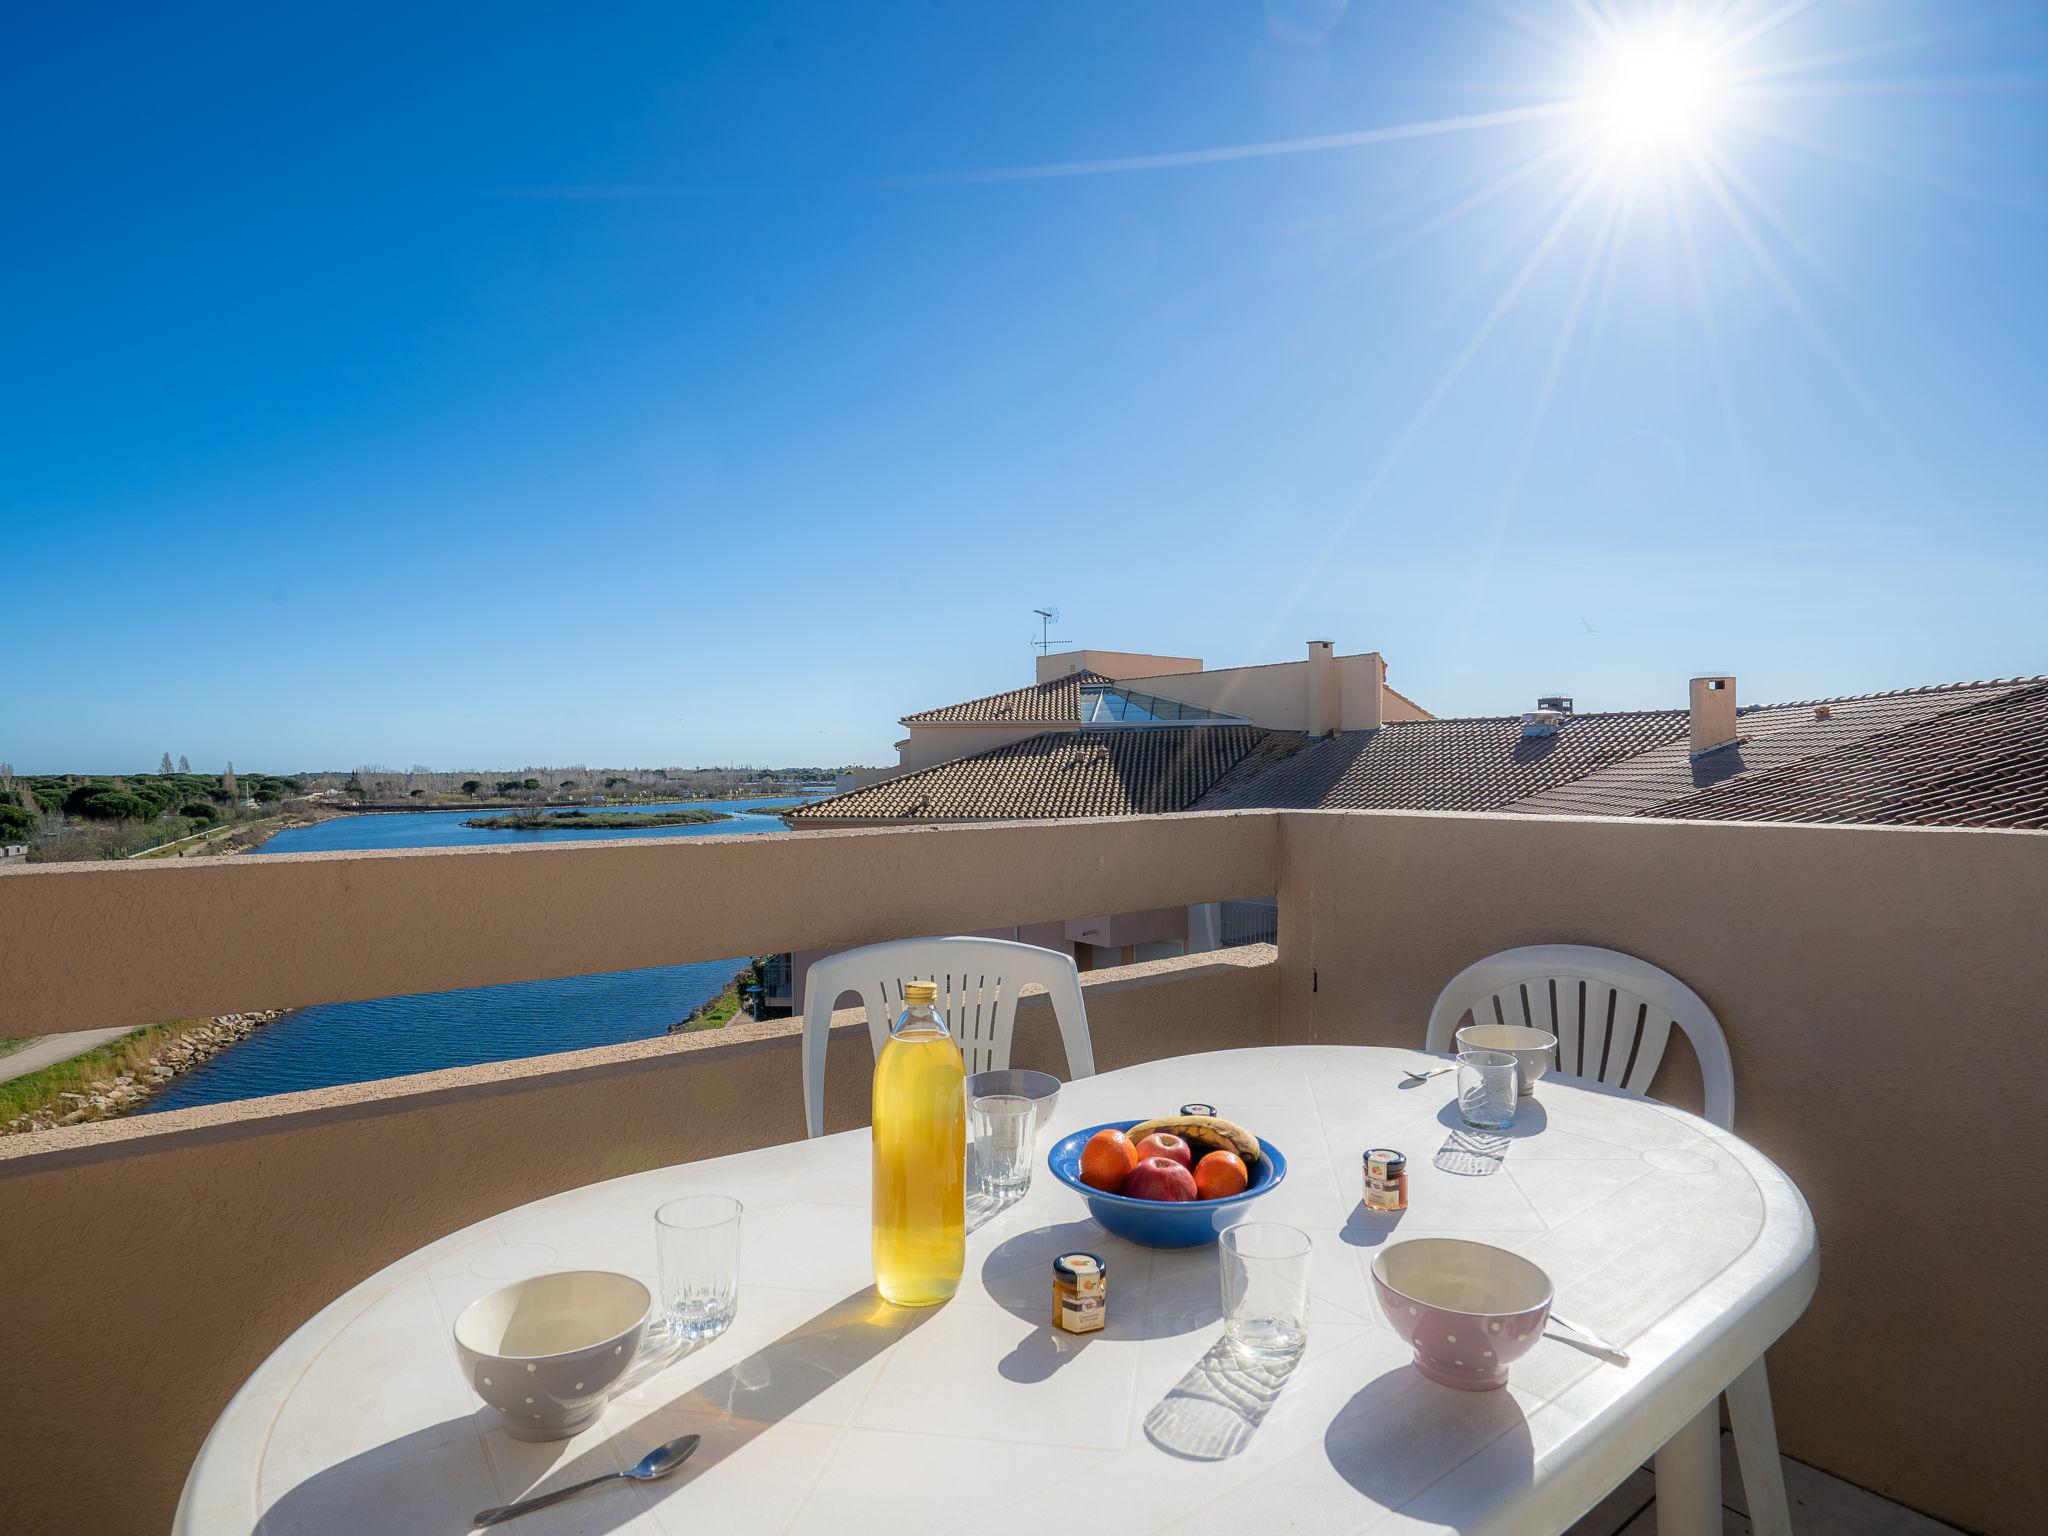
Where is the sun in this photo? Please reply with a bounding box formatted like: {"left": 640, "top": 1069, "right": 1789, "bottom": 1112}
{"left": 1585, "top": 20, "right": 1729, "bottom": 161}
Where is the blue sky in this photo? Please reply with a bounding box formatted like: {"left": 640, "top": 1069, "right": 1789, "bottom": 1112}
{"left": 7, "top": 1, "right": 2045, "bottom": 772}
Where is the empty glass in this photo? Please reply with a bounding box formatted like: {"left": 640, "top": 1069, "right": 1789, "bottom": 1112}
{"left": 1457, "top": 1049, "right": 1519, "bottom": 1130}
{"left": 970, "top": 1093, "right": 1035, "bottom": 1199}
{"left": 1219, "top": 1222, "right": 1312, "bottom": 1361}
{"left": 655, "top": 1194, "right": 742, "bottom": 1342}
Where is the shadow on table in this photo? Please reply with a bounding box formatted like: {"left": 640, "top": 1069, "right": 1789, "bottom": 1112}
{"left": 257, "top": 1288, "right": 929, "bottom": 1535}
{"left": 1323, "top": 1367, "right": 1535, "bottom": 1516}
{"left": 980, "top": 1218, "right": 1223, "bottom": 1352}
{"left": 1340, "top": 1203, "right": 1407, "bottom": 1248}
{"left": 1434, "top": 1098, "right": 1549, "bottom": 1140}
{"left": 1144, "top": 1339, "right": 1301, "bottom": 1461}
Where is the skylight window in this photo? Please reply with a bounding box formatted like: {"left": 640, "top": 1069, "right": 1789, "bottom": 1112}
{"left": 1079, "top": 685, "right": 1246, "bottom": 724}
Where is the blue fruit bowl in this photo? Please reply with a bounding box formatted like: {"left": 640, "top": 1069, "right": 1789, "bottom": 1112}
{"left": 1048, "top": 1120, "right": 1289, "bottom": 1249}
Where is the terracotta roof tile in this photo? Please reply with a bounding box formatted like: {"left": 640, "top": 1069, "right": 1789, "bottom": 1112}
{"left": 1636, "top": 681, "right": 2048, "bottom": 829}
{"left": 902, "top": 671, "right": 1114, "bottom": 725}
{"left": 786, "top": 726, "right": 1289, "bottom": 822}
{"left": 1507, "top": 679, "right": 2044, "bottom": 819}
{"left": 1193, "top": 711, "right": 1688, "bottom": 813}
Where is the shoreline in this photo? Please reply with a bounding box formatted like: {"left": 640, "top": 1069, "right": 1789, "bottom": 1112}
{"left": 1, "top": 1010, "right": 289, "bottom": 1134}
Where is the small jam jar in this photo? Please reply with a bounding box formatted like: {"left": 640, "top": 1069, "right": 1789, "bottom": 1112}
{"left": 1052, "top": 1252, "right": 1107, "bottom": 1334}
{"left": 1363, "top": 1148, "right": 1408, "bottom": 1212}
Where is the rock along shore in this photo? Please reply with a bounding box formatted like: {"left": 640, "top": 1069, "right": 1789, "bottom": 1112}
{"left": 3, "top": 1010, "right": 288, "bottom": 1134}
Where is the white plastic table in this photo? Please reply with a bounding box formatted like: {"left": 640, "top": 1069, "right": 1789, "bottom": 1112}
{"left": 176, "top": 1046, "right": 1815, "bottom": 1536}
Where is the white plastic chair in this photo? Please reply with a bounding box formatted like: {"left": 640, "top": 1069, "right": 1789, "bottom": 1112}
{"left": 800, "top": 936, "right": 1096, "bottom": 1140}
{"left": 1426, "top": 945, "right": 1789, "bottom": 1536}
{"left": 1426, "top": 943, "right": 1734, "bottom": 1130}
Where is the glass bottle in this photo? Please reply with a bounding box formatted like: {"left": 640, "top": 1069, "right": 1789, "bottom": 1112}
{"left": 871, "top": 980, "right": 965, "bottom": 1306}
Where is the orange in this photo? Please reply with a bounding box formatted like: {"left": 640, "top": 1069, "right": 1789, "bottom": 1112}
{"left": 1079, "top": 1128, "right": 1139, "bottom": 1193}
{"left": 1193, "top": 1150, "right": 1249, "bottom": 1200}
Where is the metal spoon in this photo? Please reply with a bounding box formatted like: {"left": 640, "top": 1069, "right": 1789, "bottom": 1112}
{"left": 1401, "top": 1066, "right": 1455, "bottom": 1083}
{"left": 1548, "top": 1312, "right": 1630, "bottom": 1363}
{"left": 473, "top": 1433, "right": 701, "bottom": 1527}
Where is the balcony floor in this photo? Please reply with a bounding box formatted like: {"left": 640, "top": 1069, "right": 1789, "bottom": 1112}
{"left": 1566, "top": 1432, "right": 1966, "bottom": 1536}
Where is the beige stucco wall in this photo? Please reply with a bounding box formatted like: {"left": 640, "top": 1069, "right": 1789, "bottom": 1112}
{"left": 1272, "top": 808, "right": 2048, "bottom": 1536}
{"left": 1035, "top": 650, "right": 1202, "bottom": 683}
{"left": 0, "top": 813, "right": 1275, "bottom": 1035}
{"left": 0, "top": 947, "right": 1276, "bottom": 1536}
{"left": 1378, "top": 685, "right": 1433, "bottom": 723}
{"left": 1127, "top": 652, "right": 1391, "bottom": 732}
{"left": 896, "top": 722, "right": 1053, "bottom": 770}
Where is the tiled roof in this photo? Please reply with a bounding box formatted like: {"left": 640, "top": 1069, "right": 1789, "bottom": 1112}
{"left": 1637, "top": 681, "right": 2048, "bottom": 829}
{"left": 901, "top": 671, "right": 1113, "bottom": 725}
{"left": 1505, "top": 680, "right": 2036, "bottom": 819}
{"left": 784, "top": 726, "right": 1289, "bottom": 822}
{"left": 1194, "top": 711, "right": 1689, "bottom": 813}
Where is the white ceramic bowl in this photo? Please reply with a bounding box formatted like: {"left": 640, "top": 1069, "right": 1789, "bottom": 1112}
{"left": 453, "top": 1270, "right": 650, "bottom": 1440}
{"left": 1372, "top": 1238, "right": 1554, "bottom": 1390}
{"left": 1455, "top": 1023, "right": 1558, "bottom": 1096}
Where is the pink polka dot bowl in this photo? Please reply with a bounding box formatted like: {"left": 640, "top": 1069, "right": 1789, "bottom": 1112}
{"left": 1371, "top": 1238, "right": 1554, "bottom": 1391}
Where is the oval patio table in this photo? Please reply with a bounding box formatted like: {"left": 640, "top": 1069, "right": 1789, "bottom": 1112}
{"left": 176, "top": 1046, "right": 1815, "bottom": 1536}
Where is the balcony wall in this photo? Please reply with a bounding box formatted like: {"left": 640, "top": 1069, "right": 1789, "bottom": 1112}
{"left": 1276, "top": 808, "right": 2047, "bottom": 1536}
{"left": 0, "top": 815, "right": 1276, "bottom": 1536}
{"left": 3, "top": 808, "right": 2045, "bottom": 1535}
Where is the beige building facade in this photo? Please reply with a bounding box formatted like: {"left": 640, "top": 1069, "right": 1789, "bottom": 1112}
{"left": 894, "top": 641, "right": 1429, "bottom": 771}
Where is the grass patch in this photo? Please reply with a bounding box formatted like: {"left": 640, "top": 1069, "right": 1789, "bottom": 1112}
{"left": 0, "top": 1037, "right": 30, "bottom": 1060}
{"left": 683, "top": 981, "right": 747, "bottom": 1032}
{"left": 679, "top": 961, "right": 770, "bottom": 1033}
{"left": 0, "top": 1022, "right": 196, "bottom": 1129}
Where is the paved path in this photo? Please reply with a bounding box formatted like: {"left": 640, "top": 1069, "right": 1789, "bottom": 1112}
{"left": 0, "top": 1027, "right": 134, "bottom": 1084}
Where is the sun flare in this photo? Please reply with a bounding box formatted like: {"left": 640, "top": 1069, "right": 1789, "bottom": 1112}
{"left": 1585, "top": 22, "right": 1729, "bottom": 160}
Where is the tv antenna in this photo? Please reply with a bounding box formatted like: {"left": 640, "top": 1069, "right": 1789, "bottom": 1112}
{"left": 1031, "top": 607, "right": 1066, "bottom": 656}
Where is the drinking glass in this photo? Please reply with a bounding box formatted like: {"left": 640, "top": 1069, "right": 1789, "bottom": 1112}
{"left": 970, "top": 1094, "right": 1035, "bottom": 1199}
{"left": 1219, "top": 1222, "right": 1312, "bottom": 1361}
{"left": 1457, "top": 1049, "right": 1519, "bottom": 1130}
{"left": 655, "top": 1195, "right": 742, "bottom": 1342}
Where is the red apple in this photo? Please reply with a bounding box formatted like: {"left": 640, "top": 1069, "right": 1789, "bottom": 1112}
{"left": 1133, "top": 1132, "right": 1193, "bottom": 1170}
{"left": 1122, "top": 1156, "right": 1198, "bottom": 1202}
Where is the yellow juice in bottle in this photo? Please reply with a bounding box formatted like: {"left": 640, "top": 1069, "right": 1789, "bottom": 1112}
{"left": 871, "top": 982, "right": 965, "bottom": 1306}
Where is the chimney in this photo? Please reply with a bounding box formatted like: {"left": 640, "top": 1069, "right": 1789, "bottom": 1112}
{"left": 1306, "top": 641, "right": 1338, "bottom": 735}
{"left": 1689, "top": 675, "right": 1738, "bottom": 756}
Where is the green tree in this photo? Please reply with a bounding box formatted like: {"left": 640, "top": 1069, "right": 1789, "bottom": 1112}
{"left": 521, "top": 778, "right": 541, "bottom": 791}
{"left": 0, "top": 804, "right": 37, "bottom": 841}
{"left": 181, "top": 801, "right": 220, "bottom": 822}
{"left": 462, "top": 780, "right": 482, "bottom": 795}
{"left": 75, "top": 789, "right": 150, "bottom": 821}
{"left": 560, "top": 779, "right": 578, "bottom": 790}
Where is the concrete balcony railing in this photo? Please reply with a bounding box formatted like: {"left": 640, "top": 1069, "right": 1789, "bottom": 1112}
{"left": 1, "top": 809, "right": 2042, "bottom": 1536}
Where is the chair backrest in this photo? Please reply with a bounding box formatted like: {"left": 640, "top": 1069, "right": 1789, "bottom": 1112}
{"left": 800, "top": 936, "right": 1096, "bottom": 1138}
{"left": 1424, "top": 944, "right": 1734, "bottom": 1129}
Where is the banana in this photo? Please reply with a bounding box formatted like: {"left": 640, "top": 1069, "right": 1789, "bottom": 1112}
{"left": 1125, "top": 1114, "right": 1261, "bottom": 1166}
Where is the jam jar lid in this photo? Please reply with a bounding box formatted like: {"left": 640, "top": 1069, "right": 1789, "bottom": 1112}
{"left": 1364, "top": 1148, "right": 1408, "bottom": 1175}
{"left": 1179, "top": 1102, "right": 1218, "bottom": 1116}
{"left": 1053, "top": 1252, "right": 1107, "bottom": 1282}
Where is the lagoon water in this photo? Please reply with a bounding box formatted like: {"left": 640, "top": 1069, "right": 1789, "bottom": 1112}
{"left": 141, "top": 798, "right": 813, "bottom": 1113}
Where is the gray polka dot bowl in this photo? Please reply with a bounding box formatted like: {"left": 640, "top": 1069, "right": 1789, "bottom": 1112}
{"left": 1371, "top": 1239, "right": 1553, "bottom": 1391}
{"left": 453, "top": 1270, "right": 651, "bottom": 1440}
